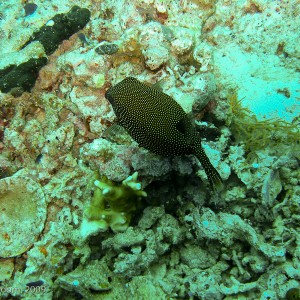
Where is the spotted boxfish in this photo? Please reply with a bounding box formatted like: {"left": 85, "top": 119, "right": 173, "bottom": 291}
{"left": 105, "top": 77, "right": 223, "bottom": 190}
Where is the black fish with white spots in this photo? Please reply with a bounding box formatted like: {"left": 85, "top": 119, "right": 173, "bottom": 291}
{"left": 105, "top": 77, "right": 223, "bottom": 190}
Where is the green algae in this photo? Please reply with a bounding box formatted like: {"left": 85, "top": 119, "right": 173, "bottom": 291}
{"left": 226, "top": 89, "right": 300, "bottom": 159}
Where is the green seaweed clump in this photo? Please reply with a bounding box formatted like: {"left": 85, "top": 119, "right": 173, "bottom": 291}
{"left": 84, "top": 172, "right": 147, "bottom": 233}
{"left": 226, "top": 89, "right": 300, "bottom": 159}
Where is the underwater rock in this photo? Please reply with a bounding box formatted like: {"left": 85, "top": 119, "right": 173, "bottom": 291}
{"left": 54, "top": 260, "right": 112, "bottom": 298}
{"left": 103, "top": 210, "right": 185, "bottom": 277}
{"left": 95, "top": 42, "right": 119, "bottom": 55}
{"left": 0, "top": 57, "right": 47, "bottom": 93}
{"left": 185, "top": 270, "right": 223, "bottom": 300}
{"left": 131, "top": 150, "right": 172, "bottom": 177}
{"left": 180, "top": 244, "right": 216, "bottom": 269}
{"left": 261, "top": 169, "right": 282, "bottom": 207}
{"left": 0, "top": 6, "right": 90, "bottom": 94}
{"left": 220, "top": 277, "right": 258, "bottom": 296}
{"left": 138, "top": 22, "right": 170, "bottom": 70}
{"left": 0, "top": 176, "right": 46, "bottom": 257}
{"left": 170, "top": 27, "right": 194, "bottom": 56}
{"left": 180, "top": 72, "right": 217, "bottom": 111}
{"left": 142, "top": 46, "right": 169, "bottom": 70}
{"left": 122, "top": 276, "right": 166, "bottom": 299}
{"left": 0, "top": 1, "right": 299, "bottom": 299}
{"left": 80, "top": 138, "right": 133, "bottom": 182}
{"left": 193, "top": 208, "right": 286, "bottom": 262}
{"left": 0, "top": 258, "right": 14, "bottom": 281}
{"left": 21, "top": 6, "right": 91, "bottom": 55}
{"left": 137, "top": 206, "right": 165, "bottom": 229}
{"left": 193, "top": 41, "right": 214, "bottom": 72}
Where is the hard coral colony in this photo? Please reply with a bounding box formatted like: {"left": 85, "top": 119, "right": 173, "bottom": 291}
{"left": 0, "top": 0, "right": 299, "bottom": 300}
{"left": 82, "top": 172, "right": 147, "bottom": 234}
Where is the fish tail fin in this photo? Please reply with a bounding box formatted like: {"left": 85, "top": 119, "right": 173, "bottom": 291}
{"left": 195, "top": 146, "right": 223, "bottom": 192}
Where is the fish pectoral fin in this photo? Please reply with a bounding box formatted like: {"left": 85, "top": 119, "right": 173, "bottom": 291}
{"left": 102, "top": 123, "right": 131, "bottom": 143}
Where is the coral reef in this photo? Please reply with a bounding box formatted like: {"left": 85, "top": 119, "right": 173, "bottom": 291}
{"left": 0, "top": 57, "right": 48, "bottom": 93}
{"left": 0, "top": 6, "right": 90, "bottom": 94}
{"left": 21, "top": 6, "right": 91, "bottom": 56}
{"left": 81, "top": 171, "right": 147, "bottom": 235}
{"left": 0, "top": 0, "right": 299, "bottom": 299}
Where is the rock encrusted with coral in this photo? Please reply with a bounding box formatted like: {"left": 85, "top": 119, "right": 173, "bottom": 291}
{"left": 0, "top": 0, "right": 299, "bottom": 299}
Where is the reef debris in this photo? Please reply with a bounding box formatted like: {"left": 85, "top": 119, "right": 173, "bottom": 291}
{"left": 0, "top": 175, "right": 47, "bottom": 258}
